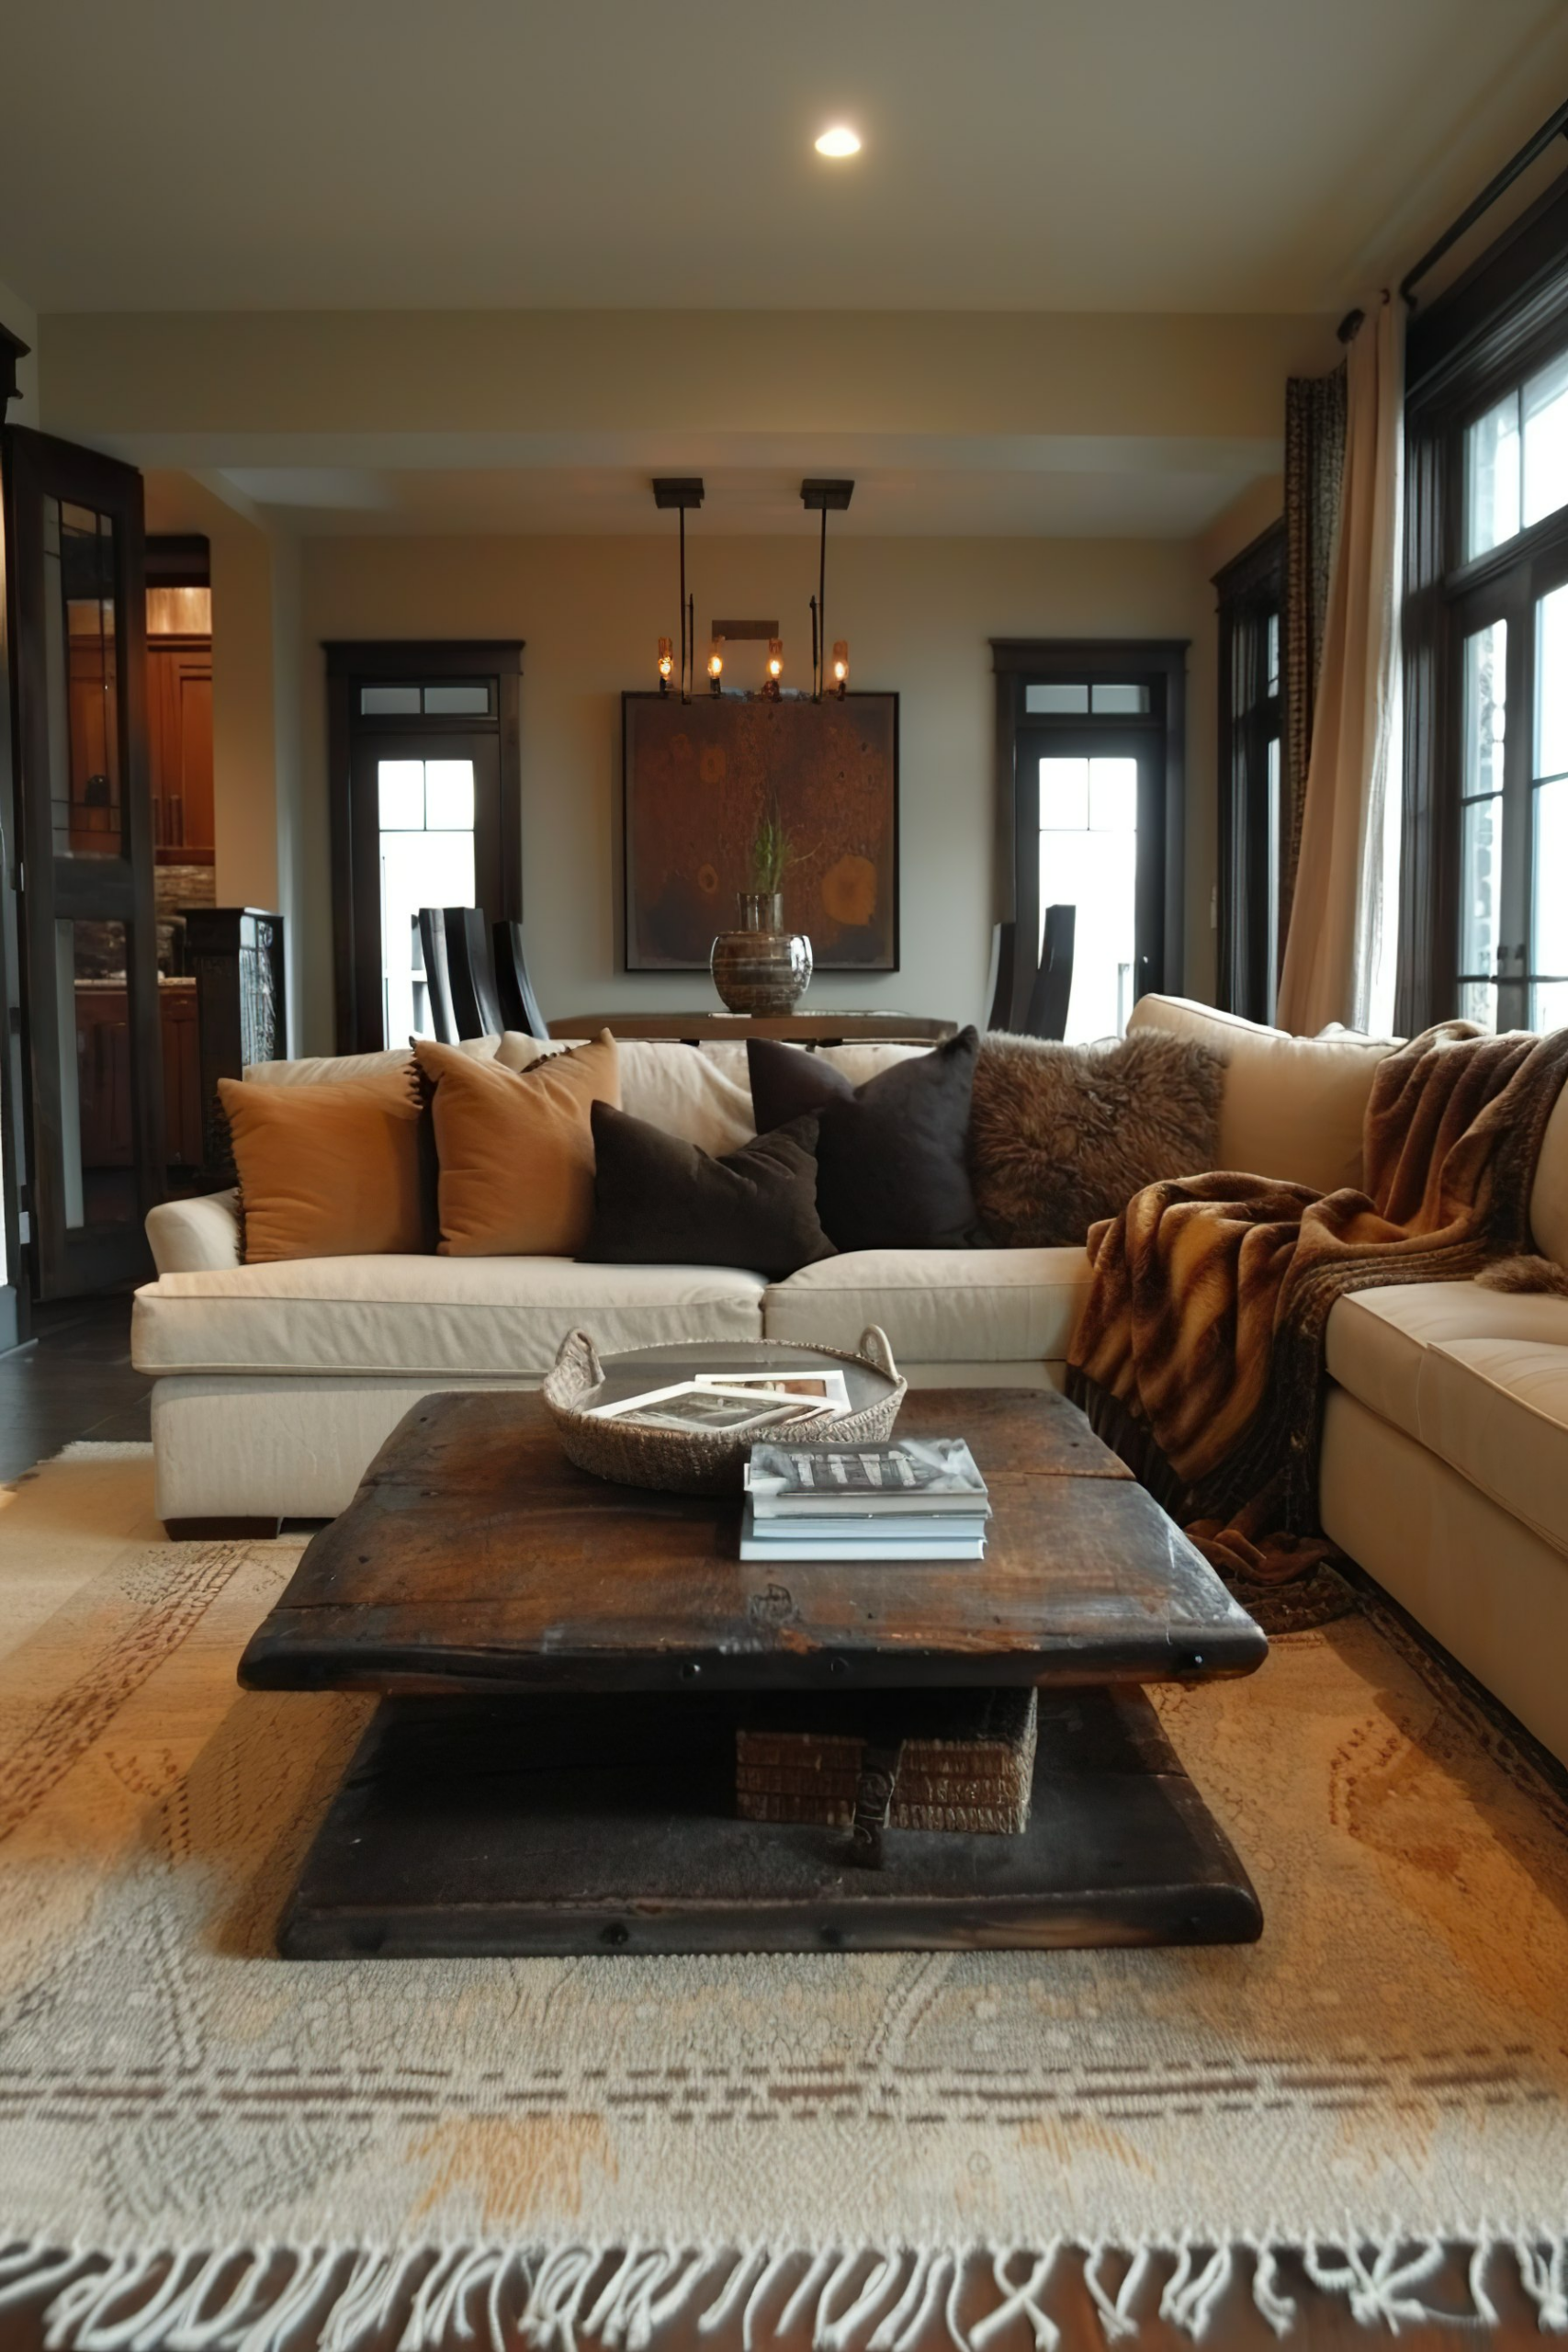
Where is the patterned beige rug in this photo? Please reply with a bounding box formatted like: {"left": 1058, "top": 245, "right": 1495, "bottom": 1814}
{"left": 2, "top": 1444, "right": 1567, "bottom": 2346}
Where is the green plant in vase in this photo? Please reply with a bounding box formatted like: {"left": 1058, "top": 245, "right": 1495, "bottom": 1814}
{"left": 712, "top": 798, "right": 817, "bottom": 1012}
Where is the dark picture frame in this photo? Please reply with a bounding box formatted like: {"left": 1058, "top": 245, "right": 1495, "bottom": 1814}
{"left": 622, "top": 690, "right": 900, "bottom": 972}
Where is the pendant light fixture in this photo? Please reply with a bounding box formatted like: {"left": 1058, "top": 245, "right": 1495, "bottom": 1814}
{"left": 801, "top": 479, "right": 853, "bottom": 700}
{"left": 651, "top": 478, "right": 704, "bottom": 700}
{"left": 647, "top": 476, "right": 855, "bottom": 701}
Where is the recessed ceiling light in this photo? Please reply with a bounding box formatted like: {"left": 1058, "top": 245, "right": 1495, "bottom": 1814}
{"left": 814, "top": 126, "right": 862, "bottom": 159}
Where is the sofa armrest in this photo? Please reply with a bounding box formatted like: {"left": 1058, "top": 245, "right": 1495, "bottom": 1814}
{"left": 146, "top": 1189, "right": 243, "bottom": 1274}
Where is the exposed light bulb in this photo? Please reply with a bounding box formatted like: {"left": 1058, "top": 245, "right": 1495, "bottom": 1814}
{"left": 707, "top": 640, "right": 724, "bottom": 694}
{"left": 831, "top": 639, "right": 850, "bottom": 694}
{"left": 657, "top": 636, "right": 674, "bottom": 690}
{"left": 815, "top": 126, "right": 861, "bottom": 158}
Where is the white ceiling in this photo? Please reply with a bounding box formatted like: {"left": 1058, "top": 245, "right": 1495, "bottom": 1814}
{"left": 4, "top": 0, "right": 1566, "bottom": 316}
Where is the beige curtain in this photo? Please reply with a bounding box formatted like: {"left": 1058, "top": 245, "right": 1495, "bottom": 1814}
{"left": 1276, "top": 297, "right": 1404, "bottom": 1036}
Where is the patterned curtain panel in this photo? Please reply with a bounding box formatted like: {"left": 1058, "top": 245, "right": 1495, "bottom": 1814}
{"left": 1281, "top": 362, "right": 1348, "bottom": 937}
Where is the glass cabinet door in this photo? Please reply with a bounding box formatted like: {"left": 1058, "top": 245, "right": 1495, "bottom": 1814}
{"left": 8, "top": 427, "right": 162, "bottom": 1297}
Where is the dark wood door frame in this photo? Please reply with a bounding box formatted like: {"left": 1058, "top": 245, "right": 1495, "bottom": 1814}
{"left": 0, "top": 328, "right": 29, "bottom": 1347}
{"left": 989, "top": 640, "right": 1188, "bottom": 1032}
{"left": 325, "top": 641, "right": 524, "bottom": 1056}
{"left": 7, "top": 424, "right": 164, "bottom": 1298}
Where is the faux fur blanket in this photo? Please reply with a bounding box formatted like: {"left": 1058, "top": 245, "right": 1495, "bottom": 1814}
{"left": 1067, "top": 1021, "right": 1568, "bottom": 1598}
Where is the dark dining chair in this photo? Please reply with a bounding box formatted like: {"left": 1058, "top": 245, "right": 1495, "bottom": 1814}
{"left": 986, "top": 903, "right": 1077, "bottom": 1040}
{"left": 441, "top": 907, "right": 505, "bottom": 1040}
{"left": 417, "top": 907, "right": 551, "bottom": 1043}
{"left": 1021, "top": 903, "right": 1077, "bottom": 1041}
{"left": 492, "top": 919, "right": 551, "bottom": 1042}
{"left": 415, "top": 908, "right": 459, "bottom": 1044}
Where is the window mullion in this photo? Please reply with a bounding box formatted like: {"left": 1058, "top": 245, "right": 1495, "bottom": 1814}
{"left": 1500, "top": 574, "right": 1534, "bottom": 1026}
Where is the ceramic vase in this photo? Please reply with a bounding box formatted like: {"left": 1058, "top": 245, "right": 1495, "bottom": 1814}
{"left": 710, "top": 891, "right": 813, "bottom": 1015}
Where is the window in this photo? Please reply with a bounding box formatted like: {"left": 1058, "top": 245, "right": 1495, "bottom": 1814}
{"left": 1213, "top": 525, "right": 1285, "bottom": 1023}
{"left": 1401, "top": 172, "right": 1568, "bottom": 1034}
{"left": 991, "top": 641, "right": 1187, "bottom": 1041}
{"left": 326, "top": 643, "right": 524, "bottom": 1055}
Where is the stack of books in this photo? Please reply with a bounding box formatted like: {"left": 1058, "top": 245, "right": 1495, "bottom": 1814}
{"left": 740, "top": 1436, "right": 990, "bottom": 1562}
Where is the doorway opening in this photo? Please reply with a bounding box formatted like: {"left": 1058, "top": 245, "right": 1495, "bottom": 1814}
{"left": 325, "top": 642, "right": 524, "bottom": 1056}
{"left": 992, "top": 641, "right": 1188, "bottom": 1042}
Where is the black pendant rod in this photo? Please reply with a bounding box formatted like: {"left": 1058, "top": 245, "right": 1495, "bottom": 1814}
{"left": 679, "top": 506, "right": 688, "bottom": 701}
{"left": 818, "top": 506, "right": 828, "bottom": 702}
{"left": 1400, "top": 97, "right": 1568, "bottom": 308}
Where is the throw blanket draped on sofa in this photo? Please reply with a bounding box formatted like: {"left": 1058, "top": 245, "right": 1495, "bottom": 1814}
{"left": 1067, "top": 1023, "right": 1568, "bottom": 1595}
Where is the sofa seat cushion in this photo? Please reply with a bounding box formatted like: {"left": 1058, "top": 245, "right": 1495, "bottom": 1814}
{"left": 763, "top": 1246, "right": 1089, "bottom": 1364}
{"left": 1325, "top": 1281, "right": 1568, "bottom": 1442}
{"left": 1419, "top": 1337, "right": 1568, "bottom": 1559}
{"left": 132, "top": 1256, "right": 766, "bottom": 1381}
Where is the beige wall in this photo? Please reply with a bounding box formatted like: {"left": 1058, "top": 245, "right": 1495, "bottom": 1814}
{"left": 295, "top": 531, "right": 1213, "bottom": 1057}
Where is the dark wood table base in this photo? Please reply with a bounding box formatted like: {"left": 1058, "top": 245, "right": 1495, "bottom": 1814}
{"left": 280, "top": 1688, "right": 1262, "bottom": 1959}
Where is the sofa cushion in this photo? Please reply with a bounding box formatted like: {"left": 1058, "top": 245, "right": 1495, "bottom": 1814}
{"left": 1325, "top": 1280, "right": 1568, "bottom": 1442}
{"left": 1419, "top": 1337, "right": 1568, "bottom": 1559}
{"left": 1129, "top": 994, "right": 1393, "bottom": 1193}
{"left": 582, "top": 1103, "right": 833, "bottom": 1278}
{"left": 415, "top": 1032, "right": 619, "bottom": 1255}
{"left": 245, "top": 1035, "right": 509, "bottom": 1085}
{"left": 763, "top": 1246, "right": 1089, "bottom": 1364}
{"left": 132, "top": 1255, "right": 767, "bottom": 1382}
{"left": 749, "top": 1029, "right": 985, "bottom": 1251}
{"left": 481, "top": 1038, "right": 929, "bottom": 1153}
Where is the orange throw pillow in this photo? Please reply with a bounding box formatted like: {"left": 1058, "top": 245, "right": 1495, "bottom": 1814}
{"left": 414, "top": 1032, "right": 620, "bottom": 1255}
{"left": 219, "top": 1063, "right": 431, "bottom": 1263}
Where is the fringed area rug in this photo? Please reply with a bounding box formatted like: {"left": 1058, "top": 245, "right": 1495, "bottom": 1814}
{"left": 3, "top": 1445, "right": 1568, "bottom": 2346}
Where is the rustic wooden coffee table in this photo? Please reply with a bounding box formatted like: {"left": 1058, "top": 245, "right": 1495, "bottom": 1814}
{"left": 240, "top": 1385, "right": 1268, "bottom": 1957}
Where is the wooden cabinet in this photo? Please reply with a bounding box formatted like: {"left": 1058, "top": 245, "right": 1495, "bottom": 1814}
{"left": 147, "top": 636, "right": 214, "bottom": 863}
{"left": 72, "top": 978, "right": 204, "bottom": 1174}
{"left": 160, "top": 981, "right": 203, "bottom": 1168}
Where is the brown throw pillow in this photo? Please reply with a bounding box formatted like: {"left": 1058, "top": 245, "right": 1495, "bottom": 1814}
{"left": 414, "top": 1032, "right": 619, "bottom": 1255}
{"left": 219, "top": 1063, "right": 431, "bottom": 1263}
{"left": 582, "top": 1102, "right": 835, "bottom": 1278}
{"left": 748, "top": 1029, "right": 986, "bottom": 1251}
{"left": 969, "top": 1030, "right": 1224, "bottom": 1246}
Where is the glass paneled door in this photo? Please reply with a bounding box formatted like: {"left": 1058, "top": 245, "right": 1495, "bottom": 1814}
{"left": 6, "top": 427, "right": 163, "bottom": 1296}
{"left": 1453, "top": 557, "right": 1568, "bottom": 1032}
{"left": 347, "top": 729, "right": 503, "bottom": 1050}
{"left": 1018, "top": 721, "right": 1165, "bottom": 1043}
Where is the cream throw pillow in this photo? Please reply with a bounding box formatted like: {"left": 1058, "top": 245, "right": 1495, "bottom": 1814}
{"left": 415, "top": 1031, "right": 620, "bottom": 1255}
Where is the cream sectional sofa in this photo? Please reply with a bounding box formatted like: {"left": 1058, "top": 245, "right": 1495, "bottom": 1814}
{"left": 135, "top": 997, "right": 1568, "bottom": 1768}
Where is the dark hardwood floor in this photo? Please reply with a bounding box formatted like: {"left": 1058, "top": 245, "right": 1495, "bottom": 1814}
{"left": 0, "top": 1293, "right": 152, "bottom": 1483}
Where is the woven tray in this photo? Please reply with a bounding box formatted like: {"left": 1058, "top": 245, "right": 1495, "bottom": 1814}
{"left": 736, "top": 1688, "right": 1038, "bottom": 1836}
{"left": 542, "top": 1327, "right": 907, "bottom": 1496}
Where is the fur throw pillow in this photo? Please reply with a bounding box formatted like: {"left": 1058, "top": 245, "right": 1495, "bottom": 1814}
{"left": 969, "top": 1029, "right": 1224, "bottom": 1248}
